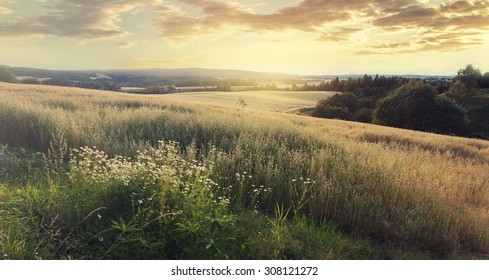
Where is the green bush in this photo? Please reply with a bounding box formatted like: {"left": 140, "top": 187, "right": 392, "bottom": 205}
{"left": 312, "top": 104, "right": 351, "bottom": 120}
{"left": 352, "top": 108, "right": 373, "bottom": 123}
{"left": 61, "top": 141, "right": 236, "bottom": 259}
{"left": 20, "top": 78, "right": 42, "bottom": 85}
{"left": 0, "top": 67, "right": 17, "bottom": 83}
{"left": 312, "top": 93, "right": 361, "bottom": 121}
{"left": 373, "top": 80, "right": 471, "bottom": 136}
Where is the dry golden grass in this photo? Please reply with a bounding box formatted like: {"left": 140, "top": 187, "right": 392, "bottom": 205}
{"left": 1, "top": 82, "right": 488, "bottom": 256}
{"left": 156, "top": 90, "right": 337, "bottom": 112}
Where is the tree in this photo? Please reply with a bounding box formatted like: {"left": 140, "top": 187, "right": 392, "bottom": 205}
{"left": 455, "top": 64, "right": 481, "bottom": 92}
{"left": 0, "top": 66, "right": 17, "bottom": 83}
{"left": 479, "top": 72, "right": 489, "bottom": 88}
{"left": 44, "top": 77, "right": 76, "bottom": 87}
{"left": 352, "top": 108, "right": 373, "bottom": 123}
{"left": 431, "top": 96, "right": 471, "bottom": 136}
{"left": 374, "top": 80, "right": 436, "bottom": 130}
{"left": 373, "top": 80, "right": 470, "bottom": 135}
{"left": 327, "top": 92, "right": 358, "bottom": 112}
{"left": 312, "top": 92, "right": 358, "bottom": 120}
{"left": 344, "top": 77, "right": 356, "bottom": 92}
{"left": 20, "top": 77, "right": 42, "bottom": 85}
{"left": 312, "top": 103, "right": 351, "bottom": 120}
{"left": 446, "top": 80, "right": 468, "bottom": 105}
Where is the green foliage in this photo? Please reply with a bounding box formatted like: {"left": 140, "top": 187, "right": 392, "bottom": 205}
{"left": 432, "top": 96, "right": 472, "bottom": 136}
{"left": 268, "top": 203, "right": 290, "bottom": 259}
{"left": 464, "top": 92, "right": 489, "bottom": 140}
{"left": 0, "top": 145, "right": 44, "bottom": 184}
{"left": 352, "top": 108, "right": 373, "bottom": 123}
{"left": 312, "top": 103, "right": 351, "bottom": 120}
{"left": 325, "top": 92, "right": 358, "bottom": 112}
{"left": 139, "top": 86, "right": 176, "bottom": 94}
{"left": 43, "top": 78, "right": 76, "bottom": 87}
{"left": 20, "top": 78, "right": 42, "bottom": 85}
{"left": 65, "top": 141, "right": 237, "bottom": 259}
{"left": 0, "top": 67, "right": 17, "bottom": 83}
{"left": 312, "top": 92, "right": 358, "bottom": 120}
{"left": 455, "top": 64, "right": 481, "bottom": 92}
{"left": 373, "top": 80, "right": 471, "bottom": 136}
{"left": 479, "top": 72, "right": 489, "bottom": 88}
{"left": 446, "top": 80, "right": 469, "bottom": 105}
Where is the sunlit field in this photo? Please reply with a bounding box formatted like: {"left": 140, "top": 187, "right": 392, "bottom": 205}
{"left": 153, "top": 90, "right": 336, "bottom": 112}
{"left": 1, "top": 82, "right": 488, "bottom": 259}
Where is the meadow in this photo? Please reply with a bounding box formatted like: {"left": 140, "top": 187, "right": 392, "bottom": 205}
{"left": 0, "top": 82, "right": 488, "bottom": 259}
{"left": 156, "top": 90, "right": 336, "bottom": 112}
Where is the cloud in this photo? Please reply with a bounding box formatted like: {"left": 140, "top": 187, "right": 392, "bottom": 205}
{"left": 317, "top": 28, "right": 363, "bottom": 43}
{"left": 117, "top": 41, "right": 136, "bottom": 48}
{"left": 1, "top": 0, "right": 488, "bottom": 55}
{"left": 0, "top": 6, "right": 13, "bottom": 14}
{"left": 373, "top": 5, "right": 439, "bottom": 27}
{"left": 367, "top": 0, "right": 489, "bottom": 53}
{"left": 153, "top": 0, "right": 424, "bottom": 40}
{"left": 151, "top": 0, "right": 487, "bottom": 54}
{"left": 440, "top": 0, "right": 489, "bottom": 13}
{"left": 0, "top": 0, "right": 161, "bottom": 39}
{"left": 357, "top": 29, "right": 486, "bottom": 55}
{"left": 152, "top": 0, "right": 489, "bottom": 54}
{"left": 153, "top": 0, "right": 375, "bottom": 41}
{"left": 373, "top": 1, "right": 489, "bottom": 30}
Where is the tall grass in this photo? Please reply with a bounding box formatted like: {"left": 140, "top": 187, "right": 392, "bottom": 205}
{"left": 1, "top": 82, "right": 489, "bottom": 257}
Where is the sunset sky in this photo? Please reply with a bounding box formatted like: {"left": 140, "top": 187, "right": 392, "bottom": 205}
{"left": 1, "top": 0, "right": 488, "bottom": 75}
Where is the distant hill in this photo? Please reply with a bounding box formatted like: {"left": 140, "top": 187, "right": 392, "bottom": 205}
{"left": 105, "top": 68, "right": 298, "bottom": 81}
{"left": 3, "top": 66, "right": 297, "bottom": 81}
{"left": 3, "top": 65, "right": 452, "bottom": 81}
{"left": 1, "top": 65, "right": 454, "bottom": 94}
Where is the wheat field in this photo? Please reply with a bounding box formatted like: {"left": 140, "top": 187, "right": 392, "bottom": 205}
{"left": 1, "top": 82, "right": 488, "bottom": 259}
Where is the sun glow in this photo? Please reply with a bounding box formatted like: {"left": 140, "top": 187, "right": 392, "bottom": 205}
{"left": 0, "top": 0, "right": 488, "bottom": 74}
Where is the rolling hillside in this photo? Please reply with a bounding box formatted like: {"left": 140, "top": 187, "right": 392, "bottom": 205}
{"left": 1, "top": 83, "right": 488, "bottom": 259}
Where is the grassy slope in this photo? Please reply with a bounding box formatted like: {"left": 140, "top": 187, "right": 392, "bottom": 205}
{"left": 1, "top": 83, "right": 489, "bottom": 259}
{"left": 155, "top": 90, "right": 337, "bottom": 112}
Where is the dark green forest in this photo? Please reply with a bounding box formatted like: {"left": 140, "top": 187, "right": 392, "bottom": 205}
{"left": 311, "top": 65, "right": 489, "bottom": 139}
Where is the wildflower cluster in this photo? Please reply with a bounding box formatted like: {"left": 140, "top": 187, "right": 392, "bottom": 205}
{"left": 290, "top": 176, "right": 315, "bottom": 212}
{"left": 66, "top": 140, "right": 236, "bottom": 258}
{"left": 69, "top": 142, "right": 175, "bottom": 187}
{"left": 68, "top": 141, "right": 232, "bottom": 207}
{"left": 234, "top": 171, "right": 272, "bottom": 209}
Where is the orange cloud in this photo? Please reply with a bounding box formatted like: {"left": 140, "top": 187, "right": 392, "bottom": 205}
{"left": 317, "top": 28, "right": 363, "bottom": 42}
{"left": 373, "top": 5, "right": 439, "bottom": 27}
{"left": 117, "top": 42, "right": 136, "bottom": 48}
{"left": 0, "top": 0, "right": 487, "bottom": 55}
{"left": 154, "top": 0, "right": 488, "bottom": 54}
{"left": 154, "top": 0, "right": 380, "bottom": 40}
{"left": 373, "top": 1, "right": 489, "bottom": 30}
{"left": 358, "top": 29, "right": 486, "bottom": 55}
{"left": 0, "top": 0, "right": 160, "bottom": 39}
{"left": 0, "top": 6, "right": 13, "bottom": 14}
{"left": 367, "top": 0, "right": 489, "bottom": 53}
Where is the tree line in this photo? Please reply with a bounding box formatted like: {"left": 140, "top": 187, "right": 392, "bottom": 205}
{"left": 312, "top": 65, "right": 489, "bottom": 138}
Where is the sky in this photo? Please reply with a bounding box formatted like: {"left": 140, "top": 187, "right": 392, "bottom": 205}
{"left": 0, "top": 0, "right": 488, "bottom": 75}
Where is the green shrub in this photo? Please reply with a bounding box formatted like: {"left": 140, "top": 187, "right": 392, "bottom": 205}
{"left": 373, "top": 80, "right": 471, "bottom": 136}
{"left": 312, "top": 92, "right": 358, "bottom": 120}
{"left": 62, "top": 141, "right": 236, "bottom": 259}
